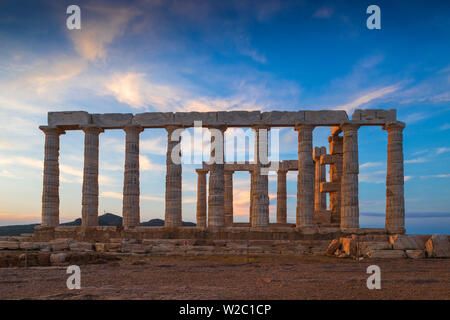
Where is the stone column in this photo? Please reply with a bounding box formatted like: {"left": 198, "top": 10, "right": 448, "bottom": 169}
{"left": 196, "top": 169, "right": 207, "bottom": 228}
{"left": 252, "top": 126, "right": 270, "bottom": 227}
{"left": 40, "top": 126, "right": 65, "bottom": 227}
{"left": 165, "top": 126, "right": 182, "bottom": 227}
{"left": 383, "top": 121, "right": 406, "bottom": 234}
{"left": 122, "top": 125, "right": 143, "bottom": 228}
{"left": 249, "top": 170, "right": 254, "bottom": 225}
{"left": 340, "top": 123, "right": 360, "bottom": 231}
{"left": 313, "top": 146, "right": 327, "bottom": 212}
{"left": 328, "top": 134, "right": 343, "bottom": 224}
{"left": 208, "top": 126, "right": 226, "bottom": 228}
{"left": 295, "top": 124, "right": 315, "bottom": 228}
{"left": 224, "top": 170, "right": 234, "bottom": 226}
{"left": 276, "top": 169, "right": 287, "bottom": 224}
{"left": 81, "top": 125, "right": 103, "bottom": 226}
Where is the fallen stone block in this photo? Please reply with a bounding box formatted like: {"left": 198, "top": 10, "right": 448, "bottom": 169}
{"left": 325, "top": 239, "right": 340, "bottom": 255}
{"left": 389, "top": 234, "right": 429, "bottom": 250}
{"left": 405, "top": 250, "right": 425, "bottom": 259}
{"left": 425, "top": 234, "right": 450, "bottom": 258}
{"left": 367, "top": 249, "right": 406, "bottom": 259}
{"left": 340, "top": 238, "right": 357, "bottom": 256}
{"left": 358, "top": 241, "right": 392, "bottom": 256}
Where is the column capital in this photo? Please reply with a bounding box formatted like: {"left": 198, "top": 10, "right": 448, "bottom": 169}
{"left": 196, "top": 168, "right": 208, "bottom": 175}
{"left": 277, "top": 168, "right": 288, "bottom": 175}
{"left": 294, "top": 123, "right": 314, "bottom": 131}
{"left": 340, "top": 122, "right": 360, "bottom": 132}
{"left": 165, "top": 125, "right": 183, "bottom": 133}
{"left": 313, "top": 146, "right": 326, "bottom": 160}
{"left": 224, "top": 169, "right": 235, "bottom": 175}
{"left": 382, "top": 121, "right": 405, "bottom": 132}
{"left": 81, "top": 124, "right": 104, "bottom": 134}
{"left": 39, "top": 126, "right": 65, "bottom": 135}
{"left": 123, "top": 124, "right": 143, "bottom": 134}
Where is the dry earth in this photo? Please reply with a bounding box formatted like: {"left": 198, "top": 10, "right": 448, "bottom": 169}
{"left": 0, "top": 256, "right": 448, "bottom": 300}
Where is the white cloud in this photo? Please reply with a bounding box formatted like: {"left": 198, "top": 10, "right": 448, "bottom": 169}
{"left": 139, "top": 155, "right": 165, "bottom": 171}
{"left": 436, "top": 147, "right": 450, "bottom": 155}
{"left": 405, "top": 157, "right": 428, "bottom": 164}
{"left": 360, "top": 162, "right": 383, "bottom": 169}
{"left": 335, "top": 85, "right": 400, "bottom": 115}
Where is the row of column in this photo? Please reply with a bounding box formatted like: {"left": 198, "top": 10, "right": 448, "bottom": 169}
{"left": 40, "top": 121, "right": 405, "bottom": 233}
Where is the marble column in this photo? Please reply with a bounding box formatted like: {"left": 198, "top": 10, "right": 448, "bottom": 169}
{"left": 224, "top": 170, "right": 234, "bottom": 226}
{"left": 340, "top": 123, "right": 360, "bottom": 231}
{"left": 40, "top": 126, "right": 65, "bottom": 227}
{"left": 122, "top": 125, "right": 143, "bottom": 228}
{"left": 313, "top": 146, "right": 327, "bottom": 212}
{"left": 249, "top": 170, "right": 254, "bottom": 225}
{"left": 383, "top": 121, "right": 406, "bottom": 234}
{"left": 276, "top": 169, "right": 287, "bottom": 224}
{"left": 208, "top": 126, "right": 226, "bottom": 228}
{"left": 165, "top": 126, "right": 182, "bottom": 227}
{"left": 81, "top": 125, "right": 103, "bottom": 226}
{"left": 251, "top": 126, "right": 270, "bottom": 227}
{"left": 328, "top": 134, "right": 343, "bottom": 224}
{"left": 295, "top": 124, "right": 315, "bottom": 227}
{"left": 196, "top": 169, "right": 207, "bottom": 227}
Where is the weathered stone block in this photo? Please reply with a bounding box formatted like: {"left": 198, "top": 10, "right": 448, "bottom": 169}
{"left": 425, "top": 234, "right": 450, "bottom": 258}
{"left": 218, "top": 111, "right": 260, "bottom": 126}
{"left": 304, "top": 110, "right": 348, "bottom": 125}
{"left": 405, "top": 250, "right": 425, "bottom": 259}
{"left": 351, "top": 109, "right": 396, "bottom": 124}
{"left": 340, "top": 238, "right": 357, "bottom": 256}
{"left": 69, "top": 242, "right": 94, "bottom": 252}
{"left": 174, "top": 112, "right": 217, "bottom": 126}
{"left": 48, "top": 111, "right": 90, "bottom": 127}
{"left": 320, "top": 182, "right": 339, "bottom": 193}
{"left": 91, "top": 113, "right": 133, "bottom": 128}
{"left": 358, "top": 241, "right": 391, "bottom": 256}
{"left": 367, "top": 249, "right": 406, "bottom": 259}
{"left": 389, "top": 234, "right": 429, "bottom": 250}
{"left": 0, "top": 241, "right": 19, "bottom": 250}
{"left": 325, "top": 239, "right": 340, "bottom": 255}
{"left": 50, "top": 252, "right": 68, "bottom": 265}
{"left": 260, "top": 111, "right": 304, "bottom": 125}
{"left": 134, "top": 112, "right": 174, "bottom": 127}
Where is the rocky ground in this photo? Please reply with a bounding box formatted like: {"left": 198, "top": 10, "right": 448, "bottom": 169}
{"left": 0, "top": 255, "right": 448, "bottom": 300}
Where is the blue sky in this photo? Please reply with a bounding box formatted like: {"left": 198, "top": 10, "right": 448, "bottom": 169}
{"left": 0, "top": 0, "right": 449, "bottom": 234}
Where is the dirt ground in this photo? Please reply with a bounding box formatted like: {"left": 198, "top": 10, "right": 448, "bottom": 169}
{"left": 0, "top": 256, "right": 448, "bottom": 300}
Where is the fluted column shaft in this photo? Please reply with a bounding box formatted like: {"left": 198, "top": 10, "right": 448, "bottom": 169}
{"left": 384, "top": 121, "right": 406, "bottom": 234}
{"left": 328, "top": 135, "right": 343, "bottom": 224}
{"left": 295, "top": 124, "right": 315, "bottom": 227}
{"left": 313, "top": 146, "right": 327, "bottom": 212}
{"left": 224, "top": 170, "right": 234, "bottom": 226}
{"left": 249, "top": 170, "right": 254, "bottom": 225}
{"left": 123, "top": 125, "right": 143, "bottom": 228}
{"left": 40, "top": 126, "right": 65, "bottom": 227}
{"left": 208, "top": 126, "right": 226, "bottom": 227}
{"left": 276, "top": 169, "right": 287, "bottom": 223}
{"left": 340, "top": 123, "right": 360, "bottom": 230}
{"left": 196, "top": 169, "right": 207, "bottom": 227}
{"left": 165, "top": 126, "right": 182, "bottom": 227}
{"left": 252, "top": 126, "right": 270, "bottom": 227}
{"left": 81, "top": 125, "right": 103, "bottom": 226}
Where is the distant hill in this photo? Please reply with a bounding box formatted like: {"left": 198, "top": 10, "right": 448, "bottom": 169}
{"left": 0, "top": 213, "right": 195, "bottom": 236}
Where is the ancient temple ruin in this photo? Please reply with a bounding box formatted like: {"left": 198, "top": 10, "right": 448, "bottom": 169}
{"left": 36, "top": 109, "right": 406, "bottom": 240}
